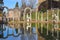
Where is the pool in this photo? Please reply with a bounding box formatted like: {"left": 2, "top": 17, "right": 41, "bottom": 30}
{"left": 0, "top": 25, "right": 38, "bottom": 40}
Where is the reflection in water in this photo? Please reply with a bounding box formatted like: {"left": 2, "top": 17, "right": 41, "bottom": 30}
{"left": 0, "top": 25, "right": 38, "bottom": 40}
{"left": 0, "top": 24, "right": 3, "bottom": 38}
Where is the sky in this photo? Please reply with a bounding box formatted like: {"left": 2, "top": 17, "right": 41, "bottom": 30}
{"left": 3, "top": 0, "right": 22, "bottom": 9}
{"left": 3, "top": 0, "right": 38, "bottom": 9}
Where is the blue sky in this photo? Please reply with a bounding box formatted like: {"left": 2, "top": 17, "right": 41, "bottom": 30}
{"left": 3, "top": 0, "right": 38, "bottom": 9}
{"left": 3, "top": 0, "right": 22, "bottom": 9}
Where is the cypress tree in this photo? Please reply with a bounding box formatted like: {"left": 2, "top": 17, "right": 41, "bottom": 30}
{"left": 15, "top": 2, "right": 19, "bottom": 8}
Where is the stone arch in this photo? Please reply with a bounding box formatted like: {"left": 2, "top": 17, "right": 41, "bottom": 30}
{"left": 38, "top": 0, "right": 60, "bottom": 12}
{"left": 24, "top": 7, "right": 32, "bottom": 14}
{"left": 24, "top": 7, "right": 32, "bottom": 32}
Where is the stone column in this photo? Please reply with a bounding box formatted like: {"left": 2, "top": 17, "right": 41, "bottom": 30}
{"left": 36, "top": 8, "right": 38, "bottom": 34}
{"left": 46, "top": 10, "right": 48, "bottom": 35}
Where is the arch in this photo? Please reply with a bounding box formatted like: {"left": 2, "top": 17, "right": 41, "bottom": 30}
{"left": 24, "top": 7, "right": 32, "bottom": 34}
{"left": 24, "top": 7, "right": 32, "bottom": 14}
{"left": 38, "top": 0, "right": 60, "bottom": 12}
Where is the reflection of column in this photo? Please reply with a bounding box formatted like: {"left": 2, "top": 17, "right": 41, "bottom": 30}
{"left": 30, "top": 12, "right": 31, "bottom": 34}
{"left": 41, "top": 12, "right": 43, "bottom": 33}
{"left": 52, "top": 9, "right": 59, "bottom": 39}
{"left": 26, "top": 13, "right": 31, "bottom": 34}
{"left": 38, "top": 12, "right": 39, "bottom": 28}
{"left": 18, "top": 12, "right": 20, "bottom": 34}
{"left": 36, "top": 8, "right": 38, "bottom": 34}
{"left": 47, "top": 10, "right": 48, "bottom": 35}
{"left": 18, "top": 12, "right": 20, "bottom": 28}
{"left": 13, "top": 13, "right": 15, "bottom": 35}
{"left": 26, "top": 14, "right": 29, "bottom": 30}
{"left": 56, "top": 8, "right": 59, "bottom": 40}
{"left": 52, "top": 9, "right": 54, "bottom": 36}
{"left": 23, "top": 12, "right": 25, "bottom": 34}
{"left": 13, "top": 13, "right": 14, "bottom": 28}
